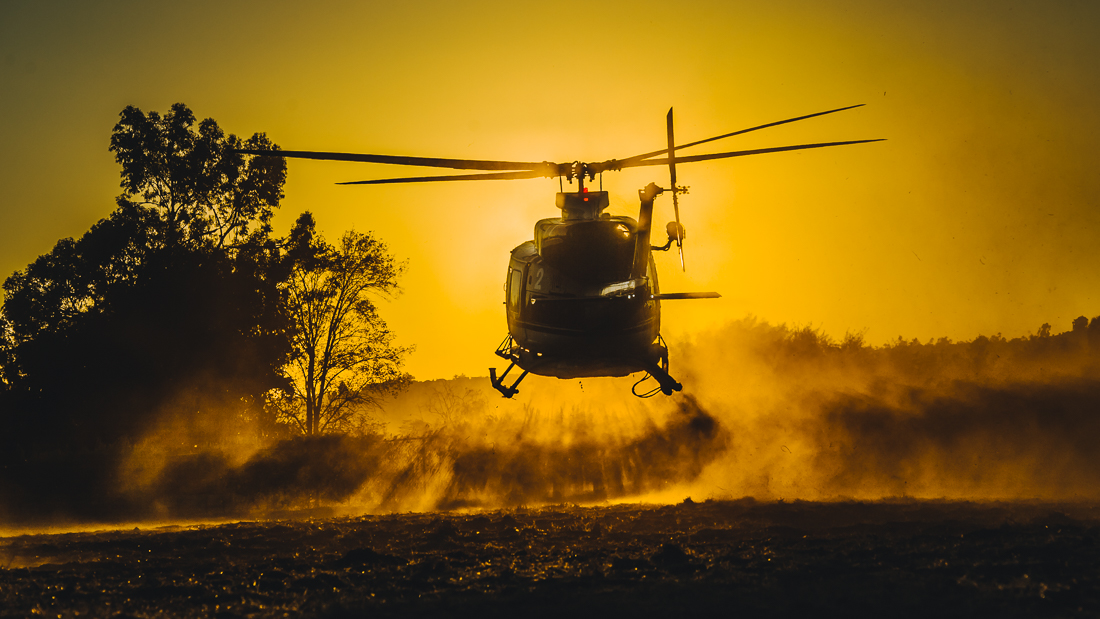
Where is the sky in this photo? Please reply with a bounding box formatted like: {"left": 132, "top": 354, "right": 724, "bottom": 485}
{"left": 2, "top": 0, "right": 1099, "bottom": 381}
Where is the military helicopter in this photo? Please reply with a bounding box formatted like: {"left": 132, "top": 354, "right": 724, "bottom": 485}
{"left": 238, "top": 104, "right": 881, "bottom": 398}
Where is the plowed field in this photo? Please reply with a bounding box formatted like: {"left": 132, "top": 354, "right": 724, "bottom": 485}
{"left": 4, "top": 499, "right": 1099, "bottom": 618}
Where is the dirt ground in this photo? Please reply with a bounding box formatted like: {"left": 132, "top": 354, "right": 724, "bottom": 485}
{"left": 3, "top": 499, "right": 1099, "bottom": 618}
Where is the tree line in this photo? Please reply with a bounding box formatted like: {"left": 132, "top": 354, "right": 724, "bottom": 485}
{"left": 0, "top": 104, "right": 409, "bottom": 516}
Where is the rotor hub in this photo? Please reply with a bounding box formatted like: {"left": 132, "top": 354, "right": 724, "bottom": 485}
{"left": 555, "top": 190, "right": 610, "bottom": 220}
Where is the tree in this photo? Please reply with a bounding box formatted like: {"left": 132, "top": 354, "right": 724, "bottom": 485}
{"left": 268, "top": 212, "right": 411, "bottom": 435}
{"left": 3, "top": 104, "right": 288, "bottom": 360}
{"left": 1073, "top": 316, "right": 1089, "bottom": 332}
{"left": 2, "top": 104, "right": 290, "bottom": 405}
{"left": 109, "top": 102, "right": 286, "bottom": 249}
{"left": 0, "top": 104, "right": 293, "bottom": 519}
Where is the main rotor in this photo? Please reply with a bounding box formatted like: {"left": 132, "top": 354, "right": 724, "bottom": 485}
{"left": 236, "top": 103, "right": 882, "bottom": 187}
{"left": 235, "top": 104, "right": 883, "bottom": 269}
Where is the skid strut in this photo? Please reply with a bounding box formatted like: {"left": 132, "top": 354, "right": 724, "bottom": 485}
{"left": 490, "top": 334, "right": 529, "bottom": 398}
{"left": 642, "top": 335, "right": 681, "bottom": 395}
{"left": 489, "top": 362, "right": 529, "bottom": 398}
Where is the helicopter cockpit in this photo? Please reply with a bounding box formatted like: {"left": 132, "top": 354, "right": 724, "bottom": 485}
{"left": 535, "top": 220, "right": 637, "bottom": 290}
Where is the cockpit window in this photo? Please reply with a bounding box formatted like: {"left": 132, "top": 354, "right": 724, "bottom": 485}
{"left": 538, "top": 220, "right": 635, "bottom": 285}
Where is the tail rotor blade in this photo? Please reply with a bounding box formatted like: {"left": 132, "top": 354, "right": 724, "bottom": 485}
{"left": 667, "top": 108, "right": 685, "bottom": 271}
{"left": 667, "top": 107, "right": 678, "bottom": 192}
{"left": 677, "top": 230, "right": 685, "bottom": 270}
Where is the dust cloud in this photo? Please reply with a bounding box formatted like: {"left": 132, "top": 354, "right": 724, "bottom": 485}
{"left": 123, "top": 392, "right": 725, "bottom": 520}
{"left": 674, "top": 315, "right": 1100, "bottom": 502}
{"left": 124, "top": 312, "right": 1100, "bottom": 517}
{"left": 4, "top": 315, "right": 1100, "bottom": 526}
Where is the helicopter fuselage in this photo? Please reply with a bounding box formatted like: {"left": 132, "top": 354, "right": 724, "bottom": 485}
{"left": 491, "top": 187, "right": 680, "bottom": 394}
{"left": 505, "top": 218, "right": 662, "bottom": 378}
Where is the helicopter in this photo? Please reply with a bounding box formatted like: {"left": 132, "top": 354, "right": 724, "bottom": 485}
{"left": 238, "top": 104, "right": 882, "bottom": 398}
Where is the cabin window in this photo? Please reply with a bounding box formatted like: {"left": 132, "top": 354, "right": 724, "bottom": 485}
{"left": 508, "top": 268, "right": 524, "bottom": 311}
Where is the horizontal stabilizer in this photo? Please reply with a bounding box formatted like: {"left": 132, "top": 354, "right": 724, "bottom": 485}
{"left": 652, "top": 292, "right": 721, "bottom": 300}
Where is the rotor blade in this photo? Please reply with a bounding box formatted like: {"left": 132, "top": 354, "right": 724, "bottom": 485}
{"left": 652, "top": 292, "right": 722, "bottom": 300}
{"left": 667, "top": 108, "right": 678, "bottom": 191}
{"left": 337, "top": 169, "right": 550, "bottom": 185}
{"left": 613, "top": 103, "right": 867, "bottom": 167}
{"left": 618, "top": 139, "right": 885, "bottom": 169}
{"left": 235, "top": 149, "right": 557, "bottom": 172}
{"left": 666, "top": 108, "right": 685, "bottom": 271}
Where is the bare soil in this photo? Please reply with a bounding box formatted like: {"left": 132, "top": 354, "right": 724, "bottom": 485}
{"left": 3, "top": 499, "right": 1099, "bottom": 618}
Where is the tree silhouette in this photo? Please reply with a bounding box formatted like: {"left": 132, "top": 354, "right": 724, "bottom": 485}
{"left": 109, "top": 103, "right": 286, "bottom": 249}
{"left": 0, "top": 104, "right": 293, "bottom": 520}
{"left": 267, "top": 212, "right": 411, "bottom": 436}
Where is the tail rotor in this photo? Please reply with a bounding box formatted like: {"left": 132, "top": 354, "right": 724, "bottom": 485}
{"left": 666, "top": 108, "right": 687, "bottom": 270}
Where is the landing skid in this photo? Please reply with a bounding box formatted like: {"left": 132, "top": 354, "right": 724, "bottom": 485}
{"left": 488, "top": 335, "right": 684, "bottom": 399}
{"left": 641, "top": 359, "right": 683, "bottom": 395}
{"left": 489, "top": 363, "right": 530, "bottom": 398}
{"left": 490, "top": 335, "right": 529, "bottom": 398}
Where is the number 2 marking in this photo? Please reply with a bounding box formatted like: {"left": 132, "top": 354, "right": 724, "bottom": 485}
{"left": 532, "top": 268, "right": 544, "bottom": 290}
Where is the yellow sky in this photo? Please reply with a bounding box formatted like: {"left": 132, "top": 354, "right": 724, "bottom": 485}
{"left": 2, "top": 0, "right": 1099, "bottom": 380}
